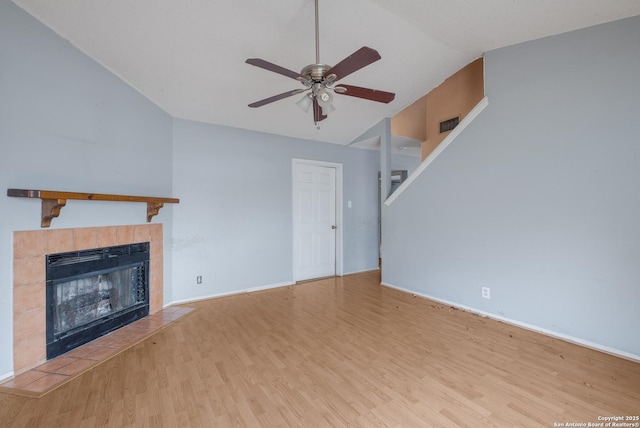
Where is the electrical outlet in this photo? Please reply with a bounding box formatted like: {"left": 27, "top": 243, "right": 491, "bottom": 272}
{"left": 482, "top": 286, "right": 490, "bottom": 299}
{"left": 197, "top": 276, "right": 202, "bottom": 284}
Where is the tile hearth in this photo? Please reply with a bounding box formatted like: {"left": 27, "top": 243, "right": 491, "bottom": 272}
{"left": 0, "top": 306, "right": 194, "bottom": 397}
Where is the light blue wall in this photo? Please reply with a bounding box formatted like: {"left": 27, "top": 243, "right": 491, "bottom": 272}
{"left": 0, "top": 1, "right": 174, "bottom": 376}
{"left": 382, "top": 17, "right": 640, "bottom": 357}
{"left": 171, "top": 119, "right": 380, "bottom": 302}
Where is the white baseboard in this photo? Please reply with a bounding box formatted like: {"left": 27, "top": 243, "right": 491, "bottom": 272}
{"left": 167, "top": 271, "right": 380, "bottom": 307}
{"left": 342, "top": 268, "right": 380, "bottom": 276}
{"left": 381, "top": 282, "right": 640, "bottom": 363}
{"left": 169, "top": 280, "right": 295, "bottom": 306}
{"left": 246, "top": 281, "right": 295, "bottom": 293}
{"left": 0, "top": 370, "right": 14, "bottom": 382}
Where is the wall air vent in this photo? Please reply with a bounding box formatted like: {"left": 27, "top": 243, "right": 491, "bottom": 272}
{"left": 439, "top": 116, "right": 460, "bottom": 133}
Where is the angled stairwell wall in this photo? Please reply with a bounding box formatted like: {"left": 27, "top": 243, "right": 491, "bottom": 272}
{"left": 382, "top": 16, "right": 640, "bottom": 360}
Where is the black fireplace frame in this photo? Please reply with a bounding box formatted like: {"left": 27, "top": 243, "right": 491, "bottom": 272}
{"left": 45, "top": 242, "right": 150, "bottom": 359}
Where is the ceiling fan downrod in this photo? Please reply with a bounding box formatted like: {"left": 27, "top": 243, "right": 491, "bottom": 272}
{"left": 315, "top": 0, "right": 320, "bottom": 64}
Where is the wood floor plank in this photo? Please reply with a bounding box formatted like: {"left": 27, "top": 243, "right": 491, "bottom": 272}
{"left": 1, "top": 271, "right": 639, "bottom": 427}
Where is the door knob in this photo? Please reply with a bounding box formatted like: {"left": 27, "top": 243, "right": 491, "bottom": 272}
{"left": 331, "top": 225, "right": 337, "bottom": 229}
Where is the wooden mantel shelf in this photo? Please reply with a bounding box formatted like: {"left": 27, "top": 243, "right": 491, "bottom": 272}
{"left": 7, "top": 189, "right": 179, "bottom": 228}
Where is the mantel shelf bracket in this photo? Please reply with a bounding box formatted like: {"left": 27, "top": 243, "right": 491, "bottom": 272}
{"left": 7, "top": 189, "right": 179, "bottom": 228}
{"left": 146, "top": 202, "right": 165, "bottom": 223}
{"left": 41, "top": 198, "right": 67, "bottom": 228}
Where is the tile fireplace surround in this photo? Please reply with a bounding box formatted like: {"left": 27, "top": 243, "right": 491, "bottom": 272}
{"left": 12, "top": 224, "right": 164, "bottom": 375}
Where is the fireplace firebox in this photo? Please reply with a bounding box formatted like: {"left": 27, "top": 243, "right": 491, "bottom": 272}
{"left": 46, "top": 242, "right": 150, "bottom": 359}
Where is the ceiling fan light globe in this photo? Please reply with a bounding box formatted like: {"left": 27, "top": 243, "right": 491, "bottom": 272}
{"left": 316, "top": 88, "right": 333, "bottom": 107}
{"left": 321, "top": 103, "right": 336, "bottom": 115}
{"left": 296, "top": 94, "right": 313, "bottom": 113}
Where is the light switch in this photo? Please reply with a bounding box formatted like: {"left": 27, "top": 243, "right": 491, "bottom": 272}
{"left": 348, "top": 200, "right": 352, "bottom": 208}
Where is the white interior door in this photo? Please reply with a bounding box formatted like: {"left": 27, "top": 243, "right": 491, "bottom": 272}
{"left": 293, "top": 162, "right": 337, "bottom": 281}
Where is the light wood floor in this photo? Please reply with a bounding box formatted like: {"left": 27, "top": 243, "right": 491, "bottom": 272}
{"left": 1, "top": 271, "right": 638, "bottom": 427}
{"left": 0, "top": 306, "right": 194, "bottom": 397}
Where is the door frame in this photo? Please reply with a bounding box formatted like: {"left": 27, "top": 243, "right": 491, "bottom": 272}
{"left": 292, "top": 158, "right": 343, "bottom": 281}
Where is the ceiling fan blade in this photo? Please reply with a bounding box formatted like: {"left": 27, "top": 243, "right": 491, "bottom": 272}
{"left": 246, "top": 58, "right": 304, "bottom": 80}
{"left": 248, "top": 89, "right": 306, "bottom": 108}
{"left": 334, "top": 84, "right": 395, "bottom": 103}
{"left": 313, "top": 98, "right": 327, "bottom": 122}
{"left": 325, "top": 47, "right": 381, "bottom": 82}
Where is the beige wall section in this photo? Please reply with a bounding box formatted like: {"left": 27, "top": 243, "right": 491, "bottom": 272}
{"left": 389, "top": 58, "right": 484, "bottom": 160}
{"left": 391, "top": 95, "right": 427, "bottom": 141}
{"left": 423, "top": 58, "right": 484, "bottom": 160}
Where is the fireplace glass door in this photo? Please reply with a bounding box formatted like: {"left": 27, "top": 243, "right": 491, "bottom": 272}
{"left": 52, "top": 266, "right": 145, "bottom": 336}
{"left": 46, "top": 243, "right": 150, "bottom": 359}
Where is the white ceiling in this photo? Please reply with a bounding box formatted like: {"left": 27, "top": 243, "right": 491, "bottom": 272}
{"left": 12, "top": 0, "right": 640, "bottom": 146}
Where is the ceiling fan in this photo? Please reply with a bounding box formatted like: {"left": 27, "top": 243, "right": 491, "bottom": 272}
{"left": 246, "top": 0, "right": 395, "bottom": 125}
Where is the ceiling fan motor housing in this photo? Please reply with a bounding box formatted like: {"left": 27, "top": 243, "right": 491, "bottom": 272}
{"left": 301, "top": 64, "right": 331, "bottom": 81}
